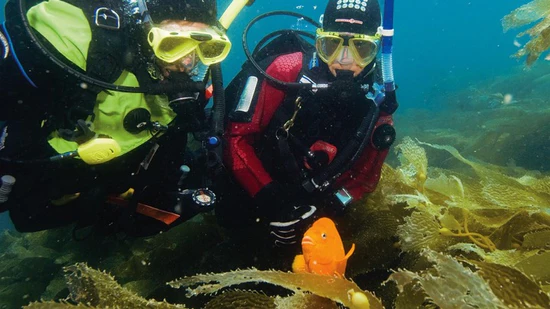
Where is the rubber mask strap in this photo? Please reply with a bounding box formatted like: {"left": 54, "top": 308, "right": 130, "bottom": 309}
{"left": 335, "top": 46, "right": 354, "bottom": 65}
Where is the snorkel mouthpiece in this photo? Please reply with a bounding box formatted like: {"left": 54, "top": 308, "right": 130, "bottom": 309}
{"left": 335, "top": 69, "right": 354, "bottom": 80}
{"left": 331, "top": 70, "right": 359, "bottom": 101}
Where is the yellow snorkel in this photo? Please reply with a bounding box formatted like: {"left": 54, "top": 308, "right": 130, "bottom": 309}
{"left": 219, "top": 0, "right": 255, "bottom": 30}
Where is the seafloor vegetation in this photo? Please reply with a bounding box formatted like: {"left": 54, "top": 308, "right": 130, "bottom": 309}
{"left": 2, "top": 115, "right": 548, "bottom": 308}
{"left": 1, "top": 2, "right": 550, "bottom": 308}
{"left": 4, "top": 103, "right": 550, "bottom": 308}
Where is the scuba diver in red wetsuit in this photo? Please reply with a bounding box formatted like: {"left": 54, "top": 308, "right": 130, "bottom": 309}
{"left": 218, "top": 0, "right": 398, "bottom": 246}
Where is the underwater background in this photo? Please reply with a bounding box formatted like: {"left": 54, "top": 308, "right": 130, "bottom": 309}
{"left": 0, "top": 0, "right": 533, "bottom": 231}
{"left": 3, "top": 0, "right": 550, "bottom": 308}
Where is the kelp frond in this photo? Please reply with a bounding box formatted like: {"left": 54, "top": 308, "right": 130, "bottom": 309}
{"left": 31, "top": 263, "right": 187, "bottom": 309}
{"left": 24, "top": 301, "right": 93, "bottom": 308}
{"left": 168, "top": 268, "right": 383, "bottom": 309}
{"left": 388, "top": 250, "right": 507, "bottom": 309}
{"left": 503, "top": 0, "right": 550, "bottom": 65}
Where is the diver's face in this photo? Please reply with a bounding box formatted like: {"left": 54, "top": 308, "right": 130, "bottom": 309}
{"left": 326, "top": 34, "right": 365, "bottom": 77}
{"left": 317, "top": 32, "right": 374, "bottom": 77}
{"left": 327, "top": 47, "right": 364, "bottom": 77}
{"left": 155, "top": 20, "right": 211, "bottom": 77}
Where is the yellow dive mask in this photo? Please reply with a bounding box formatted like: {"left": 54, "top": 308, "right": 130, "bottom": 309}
{"left": 315, "top": 28, "right": 380, "bottom": 68}
{"left": 147, "top": 27, "right": 232, "bottom": 65}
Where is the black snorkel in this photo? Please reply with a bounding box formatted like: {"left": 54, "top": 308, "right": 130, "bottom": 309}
{"left": 202, "top": 0, "right": 255, "bottom": 185}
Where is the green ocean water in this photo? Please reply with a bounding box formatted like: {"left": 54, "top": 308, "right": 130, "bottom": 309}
{"left": 1, "top": 1, "right": 550, "bottom": 308}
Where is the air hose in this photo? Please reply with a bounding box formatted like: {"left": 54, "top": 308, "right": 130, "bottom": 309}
{"left": 242, "top": 11, "right": 327, "bottom": 90}
{"left": 206, "top": 62, "right": 225, "bottom": 173}
{"left": 302, "top": 101, "right": 379, "bottom": 192}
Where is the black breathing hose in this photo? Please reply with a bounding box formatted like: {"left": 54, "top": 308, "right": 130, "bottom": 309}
{"left": 251, "top": 29, "right": 316, "bottom": 56}
{"left": 243, "top": 11, "right": 324, "bottom": 90}
{"left": 209, "top": 63, "right": 225, "bottom": 138}
{"left": 205, "top": 62, "right": 225, "bottom": 177}
{"left": 303, "top": 101, "right": 380, "bottom": 192}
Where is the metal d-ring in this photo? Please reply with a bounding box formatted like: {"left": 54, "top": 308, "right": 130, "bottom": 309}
{"left": 275, "top": 128, "right": 289, "bottom": 140}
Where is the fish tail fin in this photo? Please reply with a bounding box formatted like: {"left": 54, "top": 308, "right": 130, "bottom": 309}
{"left": 344, "top": 243, "right": 356, "bottom": 260}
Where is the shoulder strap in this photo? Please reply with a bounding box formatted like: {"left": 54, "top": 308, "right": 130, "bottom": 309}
{"left": 63, "top": 0, "right": 127, "bottom": 84}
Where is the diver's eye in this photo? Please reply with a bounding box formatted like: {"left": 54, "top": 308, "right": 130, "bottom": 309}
{"left": 321, "top": 233, "right": 327, "bottom": 239}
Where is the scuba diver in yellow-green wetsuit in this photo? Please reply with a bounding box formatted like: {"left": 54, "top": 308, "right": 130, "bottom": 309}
{"left": 0, "top": 0, "right": 252, "bottom": 237}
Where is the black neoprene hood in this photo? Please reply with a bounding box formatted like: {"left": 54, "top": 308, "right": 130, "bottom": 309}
{"left": 146, "top": 0, "right": 218, "bottom": 26}
{"left": 322, "top": 0, "right": 381, "bottom": 35}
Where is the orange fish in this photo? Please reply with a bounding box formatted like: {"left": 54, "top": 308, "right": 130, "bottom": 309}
{"left": 292, "top": 217, "right": 355, "bottom": 278}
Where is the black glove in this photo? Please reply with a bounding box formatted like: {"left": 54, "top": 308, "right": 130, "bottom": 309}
{"left": 254, "top": 181, "right": 318, "bottom": 246}
{"left": 254, "top": 180, "right": 305, "bottom": 222}
{"left": 268, "top": 205, "right": 317, "bottom": 247}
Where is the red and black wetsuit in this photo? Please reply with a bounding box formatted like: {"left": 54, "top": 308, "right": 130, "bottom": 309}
{"left": 221, "top": 51, "right": 393, "bottom": 223}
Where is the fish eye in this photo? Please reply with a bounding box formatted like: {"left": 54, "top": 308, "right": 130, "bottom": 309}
{"left": 321, "top": 233, "right": 327, "bottom": 239}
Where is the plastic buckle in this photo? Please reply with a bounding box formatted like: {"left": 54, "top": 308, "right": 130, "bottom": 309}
{"left": 334, "top": 187, "right": 353, "bottom": 207}
{"left": 95, "top": 7, "right": 121, "bottom": 30}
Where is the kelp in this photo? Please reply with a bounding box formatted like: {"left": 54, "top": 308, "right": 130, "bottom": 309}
{"left": 23, "top": 263, "right": 187, "bottom": 308}
{"left": 342, "top": 208, "right": 402, "bottom": 277}
{"left": 203, "top": 290, "right": 277, "bottom": 309}
{"left": 418, "top": 140, "right": 550, "bottom": 214}
{"left": 394, "top": 136, "right": 428, "bottom": 192}
{"left": 24, "top": 301, "right": 92, "bottom": 308}
{"left": 382, "top": 137, "right": 550, "bottom": 307}
{"left": 388, "top": 249, "right": 550, "bottom": 308}
{"left": 169, "top": 269, "right": 382, "bottom": 309}
{"left": 4, "top": 129, "right": 550, "bottom": 308}
{"left": 396, "top": 209, "right": 451, "bottom": 252}
{"left": 64, "top": 263, "right": 185, "bottom": 308}
{"left": 388, "top": 250, "right": 506, "bottom": 309}
{"left": 23, "top": 262, "right": 382, "bottom": 309}
{"left": 275, "top": 293, "right": 340, "bottom": 309}
{"left": 391, "top": 138, "right": 550, "bottom": 249}
{"left": 503, "top": 0, "right": 550, "bottom": 65}
{"left": 467, "top": 260, "right": 550, "bottom": 308}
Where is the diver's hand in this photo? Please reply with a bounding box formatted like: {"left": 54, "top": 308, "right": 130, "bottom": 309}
{"left": 253, "top": 181, "right": 292, "bottom": 220}
{"left": 269, "top": 205, "right": 317, "bottom": 247}
{"left": 254, "top": 179, "right": 313, "bottom": 217}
